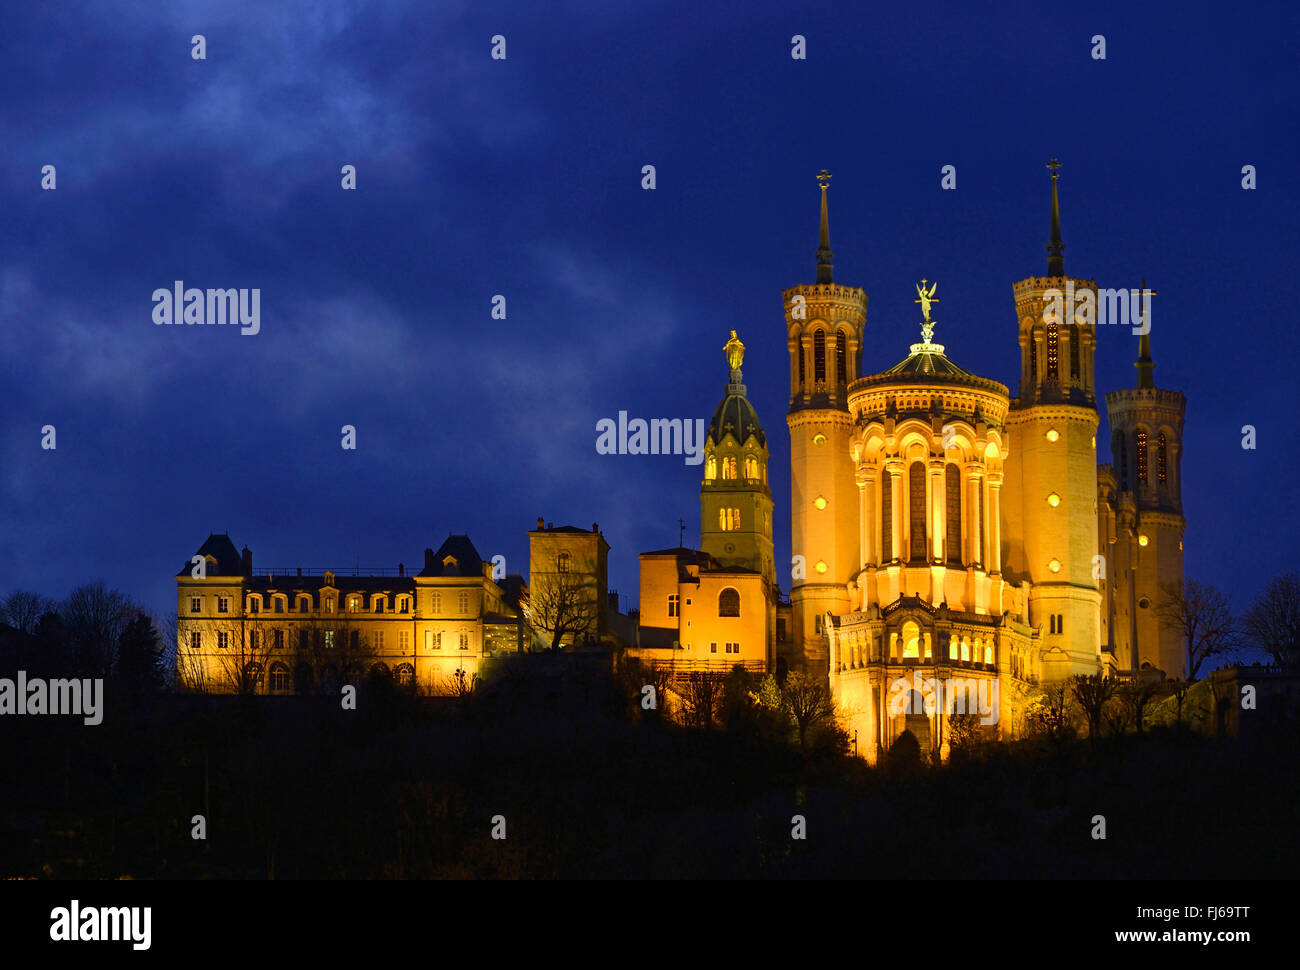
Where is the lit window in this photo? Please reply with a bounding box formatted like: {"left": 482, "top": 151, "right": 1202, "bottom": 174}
{"left": 744, "top": 456, "right": 759, "bottom": 480}
{"left": 901, "top": 621, "right": 920, "bottom": 659}
{"left": 718, "top": 588, "right": 740, "bottom": 617}
{"left": 720, "top": 508, "right": 741, "bottom": 531}
{"left": 983, "top": 644, "right": 993, "bottom": 664}
{"left": 349, "top": 596, "right": 360, "bottom": 613}
{"left": 1157, "top": 432, "right": 1168, "bottom": 484}
{"left": 948, "top": 635, "right": 958, "bottom": 660}
{"left": 1136, "top": 429, "right": 1149, "bottom": 484}
{"left": 324, "top": 631, "right": 335, "bottom": 649}
{"left": 374, "top": 631, "right": 384, "bottom": 650}
{"left": 459, "top": 633, "right": 469, "bottom": 650}
{"left": 395, "top": 663, "right": 414, "bottom": 687}
{"left": 706, "top": 456, "right": 717, "bottom": 480}
{"left": 960, "top": 638, "right": 969, "bottom": 662}
{"left": 325, "top": 597, "right": 335, "bottom": 613}
{"left": 723, "top": 457, "right": 737, "bottom": 479}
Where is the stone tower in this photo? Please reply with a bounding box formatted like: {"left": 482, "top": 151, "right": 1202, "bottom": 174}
{"left": 1000, "top": 161, "right": 1103, "bottom": 680}
{"left": 700, "top": 330, "right": 777, "bottom": 589}
{"left": 783, "top": 171, "right": 867, "bottom": 673}
{"left": 1101, "top": 287, "right": 1187, "bottom": 676}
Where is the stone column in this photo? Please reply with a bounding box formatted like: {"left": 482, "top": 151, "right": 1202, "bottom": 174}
{"left": 929, "top": 458, "right": 945, "bottom": 562}
{"left": 966, "top": 466, "right": 983, "bottom": 568}
{"left": 887, "top": 459, "right": 904, "bottom": 562}
{"left": 987, "top": 471, "right": 1003, "bottom": 574}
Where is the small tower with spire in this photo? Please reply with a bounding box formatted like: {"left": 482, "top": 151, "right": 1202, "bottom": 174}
{"left": 782, "top": 171, "right": 868, "bottom": 673}
{"left": 1101, "top": 282, "right": 1187, "bottom": 676}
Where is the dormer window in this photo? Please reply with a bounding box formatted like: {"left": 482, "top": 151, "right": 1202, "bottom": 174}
{"left": 442, "top": 556, "right": 459, "bottom": 576}
{"left": 348, "top": 596, "right": 361, "bottom": 613}
{"left": 247, "top": 597, "right": 260, "bottom": 614}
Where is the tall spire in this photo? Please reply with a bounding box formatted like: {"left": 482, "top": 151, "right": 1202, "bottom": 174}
{"left": 1046, "top": 158, "right": 1065, "bottom": 277}
{"left": 815, "top": 169, "right": 834, "bottom": 284}
{"left": 1135, "top": 280, "right": 1156, "bottom": 389}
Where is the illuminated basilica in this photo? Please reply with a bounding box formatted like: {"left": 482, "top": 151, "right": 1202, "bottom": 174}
{"left": 633, "top": 164, "right": 1188, "bottom": 757}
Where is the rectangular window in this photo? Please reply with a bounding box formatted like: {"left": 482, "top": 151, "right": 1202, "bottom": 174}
{"left": 190, "top": 597, "right": 201, "bottom": 614}
{"left": 399, "top": 631, "right": 410, "bottom": 651}
{"left": 433, "top": 632, "right": 442, "bottom": 650}
{"left": 324, "top": 631, "right": 335, "bottom": 649}
{"left": 274, "top": 629, "right": 284, "bottom": 649}
{"left": 250, "top": 629, "right": 260, "bottom": 650}
{"left": 458, "top": 591, "right": 470, "bottom": 614}
{"left": 668, "top": 594, "right": 679, "bottom": 618}
{"left": 374, "top": 631, "right": 384, "bottom": 650}
{"left": 431, "top": 592, "right": 442, "bottom": 613}
{"left": 274, "top": 597, "right": 284, "bottom": 613}
{"left": 217, "top": 597, "right": 229, "bottom": 614}
{"left": 299, "top": 630, "right": 308, "bottom": 651}
{"left": 191, "top": 631, "right": 202, "bottom": 650}
{"left": 248, "top": 598, "right": 259, "bottom": 614}
{"left": 299, "top": 597, "right": 311, "bottom": 613}
{"left": 217, "top": 631, "right": 228, "bottom": 649}
{"left": 710, "top": 642, "right": 717, "bottom": 653}
{"left": 325, "top": 597, "right": 335, "bottom": 613}
{"left": 459, "top": 633, "right": 469, "bottom": 650}
{"left": 400, "top": 598, "right": 410, "bottom": 614}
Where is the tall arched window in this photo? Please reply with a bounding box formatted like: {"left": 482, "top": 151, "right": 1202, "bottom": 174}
{"left": 719, "top": 508, "right": 740, "bottom": 531}
{"left": 835, "top": 337, "right": 847, "bottom": 387}
{"left": 1136, "top": 429, "right": 1149, "bottom": 484}
{"left": 394, "top": 663, "right": 415, "bottom": 688}
{"left": 798, "top": 340, "right": 806, "bottom": 387}
{"left": 1046, "top": 324, "right": 1059, "bottom": 379}
{"left": 1157, "top": 431, "right": 1168, "bottom": 484}
{"left": 881, "top": 467, "right": 893, "bottom": 561}
{"left": 901, "top": 620, "right": 920, "bottom": 659}
{"left": 1029, "top": 332, "right": 1038, "bottom": 387}
{"left": 705, "top": 456, "right": 717, "bottom": 480}
{"left": 269, "top": 662, "right": 289, "bottom": 693}
{"left": 723, "top": 456, "right": 737, "bottom": 479}
{"left": 1069, "top": 324, "right": 1080, "bottom": 380}
{"left": 813, "top": 331, "right": 826, "bottom": 384}
{"left": 908, "top": 462, "right": 927, "bottom": 561}
{"left": 558, "top": 551, "right": 571, "bottom": 572}
{"left": 718, "top": 587, "right": 740, "bottom": 617}
{"left": 945, "top": 463, "right": 962, "bottom": 564}
{"left": 744, "top": 455, "right": 759, "bottom": 480}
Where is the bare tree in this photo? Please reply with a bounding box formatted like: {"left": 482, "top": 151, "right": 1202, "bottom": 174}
{"left": 780, "top": 670, "right": 835, "bottom": 752}
{"left": 1, "top": 590, "right": 55, "bottom": 634}
{"left": 1168, "top": 678, "right": 1193, "bottom": 728}
{"left": 1069, "top": 673, "right": 1115, "bottom": 747}
{"left": 1119, "top": 676, "right": 1160, "bottom": 734}
{"left": 1243, "top": 573, "right": 1300, "bottom": 668}
{"left": 1156, "top": 579, "right": 1239, "bottom": 680}
{"left": 676, "top": 670, "right": 726, "bottom": 730}
{"left": 525, "top": 556, "right": 597, "bottom": 651}
{"left": 61, "top": 581, "right": 135, "bottom": 677}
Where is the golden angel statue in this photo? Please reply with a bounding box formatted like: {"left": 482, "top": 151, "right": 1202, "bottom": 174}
{"left": 724, "top": 329, "right": 745, "bottom": 370}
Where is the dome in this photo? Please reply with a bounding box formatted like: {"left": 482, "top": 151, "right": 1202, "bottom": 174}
{"left": 709, "top": 391, "right": 766, "bottom": 447}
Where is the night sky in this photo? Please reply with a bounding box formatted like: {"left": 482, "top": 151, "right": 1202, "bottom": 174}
{"left": 2, "top": 0, "right": 1296, "bottom": 627}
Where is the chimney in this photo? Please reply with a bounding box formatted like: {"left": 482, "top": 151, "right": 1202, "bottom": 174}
{"left": 592, "top": 522, "right": 599, "bottom": 534}
{"left": 536, "top": 517, "right": 545, "bottom": 530}
{"left": 607, "top": 589, "right": 619, "bottom": 612}
{"left": 547, "top": 522, "right": 554, "bottom": 529}
{"left": 241, "top": 546, "right": 252, "bottom": 577}
{"left": 297, "top": 567, "right": 302, "bottom": 577}
{"left": 398, "top": 562, "right": 405, "bottom": 577}
{"left": 424, "top": 548, "right": 435, "bottom": 571}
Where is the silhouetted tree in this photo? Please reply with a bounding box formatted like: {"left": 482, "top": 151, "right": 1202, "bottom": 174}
{"left": 677, "top": 670, "right": 725, "bottom": 730}
{"left": 1119, "top": 676, "right": 1160, "bottom": 734}
{"left": 1, "top": 590, "right": 55, "bottom": 635}
{"left": 780, "top": 670, "right": 834, "bottom": 752}
{"left": 1157, "top": 579, "right": 1239, "bottom": 679}
{"left": 115, "top": 612, "right": 165, "bottom": 704}
{"left": 1243, "top": 573, "right": 1300, "bottom": 668}
{"left": 62, "top": 581, "right": 135, "bottom": 677}
{"left": 1069, "top": 674, "right": 1114, "bottom": 747}
{"left": 524, "top": 555, "right": 598, "bottom": 651}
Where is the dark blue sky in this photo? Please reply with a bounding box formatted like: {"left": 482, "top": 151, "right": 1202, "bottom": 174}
{"left": 2, "top": 0, "right": 1296, "bottom": 626}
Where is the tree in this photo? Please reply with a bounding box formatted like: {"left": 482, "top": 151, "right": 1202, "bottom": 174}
{"left": 115, "top": 612, "right": 166, "bottom": 702}
{"left": 1156, "top": 579, "right": 1239, "bottom": 679}
{"left": 1027, "top": 681, "right": 1074, "bottom": 744}
{"left": 947, "top": 711, "right": 982, "bottom": 755}
{"left": 61, "top": 581, "right": 135, "bottom": 677}
{"left": 780, "top": 670, "right": 835, "bottom": 752}
{"left": 525, "top": 555, "right": 597, "bottom": 651}
{"left": 1, "top": 590, "right": 55, "bottom": 635}
{"left": 677, "top": 670, "right": 725, "bottom": 730}
{"left": 1243, "top": 573, "right": 1300, "bottom": 668}
{"left": 1119, "top": 676, "right": 1160, "bottom": 734}
{"left": 1168, "top": 678, "right": 1193, "bottom": 728}
{"left": 1069, "top": 673, "right": 1115, "bottom": 747}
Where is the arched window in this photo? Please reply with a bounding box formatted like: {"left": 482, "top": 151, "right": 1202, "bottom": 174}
{"left": 718, "top": 588, "right": 740, "bottom": 617}
{"left": 243, "top": 662, "right": 263, "bottom": 693}
{"left": 901, "top": 620, "right": 920, "bottom": 659}
{"left": 908, "top": 462, "right": 926, "bottom": 561}
{"left": 959, "top": 638, "right": 970, "bottom": 662}
{"left": 1157, "top": 431, "right": 1168, "bottom": 484}
{"left": 1070, "top": 324, "right": 1080, "bottom": 380}
{"left": 813, "top": 330, "right": 826, "bottom": 384}
{"left": 881, "top": 467, "right": 892, "bottom": 560}
{"left": 835, "top": 337, "right": 847, "bottom": 387}
{"left": 945, "top": 463, "right": 962, "bottom": 564}
{"left": 719, "top": 508, "right": 741, "bottom": 531}
{"left": 798, "top": 340, "right": 806, "bottom": 387}
{"left": 1046, "top": 324, "right": 1059, "bottom": 380}
{"left": 949, "top": 634, "right": 958, "bottom": 660}
{"left": 269, "top": 662, "right": 290, "bottom": 694}
{"left": 1136, "top": 429, "right": 1149, "bottom": 484}
{"left": 395, "top": 663, "right": 414, "bottom": 688}
{"left": 1029, "top": 331, "right": 1038, "bottom": 386}
{"left": 369, "top": 662, "right": 391, "bottom": 682}
{"left": 983, "top": 643, "right": 994, "bottom": 664}
{"left": 558, "top": 551, "right": 571, "bottom": 573}
{"left": 348, "top": 595, "right": 360, "bottom": 613}
{"left": 723, "top": 456, "right": 737, "bottom": 479}
{"left": 705, "top": 456, "right": 716, "bottom": 480}
{"left": 744, "top": 455, "right": 759, "bottom": 480}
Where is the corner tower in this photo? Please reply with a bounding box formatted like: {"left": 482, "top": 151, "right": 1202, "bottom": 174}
{"left": 783, "top": 171, "right": 867, "bottom": 672}
{"left": 700, "top": 330, "right": 776, "bottom": 588}
{"left": 1001, "top": 161, "right": 1103, "bottom": 681}
{"left": 1101, "top": 287, "right": 1187, "bottom": 676}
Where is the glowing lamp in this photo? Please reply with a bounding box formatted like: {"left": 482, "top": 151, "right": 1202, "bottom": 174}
{"left": 1048, "top": 558, "right": 1062, "bottom": 573}
{"left": 1045, "top": 429, "right": 1060, "bottom": 443}
{"left": 1047, "top": 493, "right": 1060, "bottom": 507}
{"left": 814, "top": 496, "right": 827, "bottom": 510}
